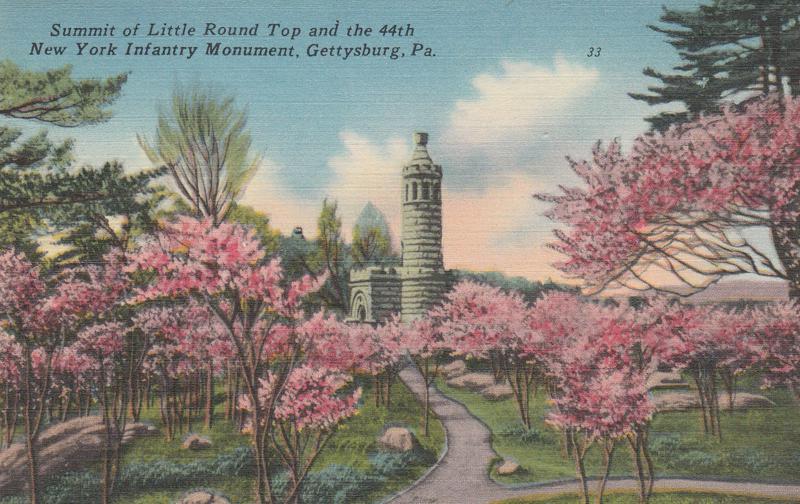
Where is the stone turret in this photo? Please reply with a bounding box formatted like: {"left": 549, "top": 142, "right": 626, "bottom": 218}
{"left": 400, "top": 132, "right": 449, "bottom": 321}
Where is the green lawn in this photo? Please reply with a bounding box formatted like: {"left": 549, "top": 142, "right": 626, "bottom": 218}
{"left": 436, "top": 373, "right": 800, "bottom": 486}
{"left": 114, "top": 376, "right": 445, "bottom": 504}
{"left": 494, "top": 491, "right": 798, "bottom": 504}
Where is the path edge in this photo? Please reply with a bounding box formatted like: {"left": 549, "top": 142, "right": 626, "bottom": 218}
{"left": 378, "top": 371, "right": 450, "bottom": 504}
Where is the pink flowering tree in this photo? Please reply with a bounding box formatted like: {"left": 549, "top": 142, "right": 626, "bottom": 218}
{"left": 658, "top": 304, "right": 758, "bottom": 440}
{"left": 0, "top": 250, "right": 124, "bottom": 504}
{"left": 537, "top": 95, "right": 800, "bottom": 299}
{"left": 303, "top": 313, "right": 375, "bottom": 375}
{"left": 371, "top": 316, "right": 405, "bottom": 409}
{"left": 703, "top": 309, "right": 760, "bottom": 413}
{"left": 302, "top": 314, "right": 408, "bottom": 411}
{"left": 534, "top": 293, "right": 655, "bottom": 504}
{"left": 74, "top": 322, "right": 128, "bottom": 504}
{"left": 547, "top": 366, "right": 654, "bottom": 504}
{"left": 48, "top": 345, "right": 96, "bottom": 421}
{"left": 128, "top": 216, "right": 327, "bottom": 504}
{"left": 0, "top": 331, "right": 22, "bottom": 448}
{"left": 0, "top": 250, "right": 47, "bottom": 503}
{"left": 401, "top": 318, "right": 445, "bottom": 436}
{"left": 239, "top": 365, "right": 361, "bottom": 504}
{"left": 134, "top": 304, "right": 193, "bottom": 440}
{"left": 436, "top": 281, "right": 540, "bottom": 428}
{"left": 164, "top": 301, "right": 231, "bottom": 429}
{"left": 527, "top": 291, "right": 597, "bottom": 463}
{"left": 754, "top": 301, "right": 800, "bottom": 404}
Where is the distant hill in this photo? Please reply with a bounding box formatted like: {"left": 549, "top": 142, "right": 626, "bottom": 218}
{"left": 686, "top": 279, "right": 789, "bottom": 304}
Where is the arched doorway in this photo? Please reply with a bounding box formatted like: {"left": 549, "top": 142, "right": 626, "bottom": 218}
{"left": 350, "top": 290, "right": 369, "bottom": 322}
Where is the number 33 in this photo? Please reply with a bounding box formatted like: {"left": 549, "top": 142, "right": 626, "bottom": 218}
{"left": 587, "top": 47, "right": 601, "bottom": 57}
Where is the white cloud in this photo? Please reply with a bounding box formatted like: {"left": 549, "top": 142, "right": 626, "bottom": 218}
{"left": 240, "top": 158, "right": 320, "bottom": 235}
{"left": 242, "top": 56, "right": 601, "bottom": 282}
{"left": 241, "top": 132, "right": 409, "bottom": 243}
{"left": 444, "top": 55, "right": 599, "bottom": 158}
{"left": 323, "top": 131, "right": 408, "bottom": 243}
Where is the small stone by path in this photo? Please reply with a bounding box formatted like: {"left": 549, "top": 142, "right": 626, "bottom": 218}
{"left": 388, "top": 364, "right": 800, "bottom": 504}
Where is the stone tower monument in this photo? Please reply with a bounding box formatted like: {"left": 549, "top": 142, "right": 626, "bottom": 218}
{"left": 399, "top": 132, "right": 448, "bottom": 321}
{"left": 347, "top": 132, "right": 451, "bottom": 324}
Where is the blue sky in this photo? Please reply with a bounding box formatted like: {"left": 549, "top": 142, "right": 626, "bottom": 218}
{"left": 0, "top": 0, "right": 700, "bottom": 281}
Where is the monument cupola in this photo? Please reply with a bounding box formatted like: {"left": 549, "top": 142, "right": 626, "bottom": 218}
{"left": 401, "top": 131, "right": 443, "bottom": 271}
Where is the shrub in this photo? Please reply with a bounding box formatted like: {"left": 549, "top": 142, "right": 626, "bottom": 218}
{"left": 497, "top": 423, "right": 544, "bottom": 444}
{"left": 671, "top": 450, "right": 722, "bottom": 470}
{"left": 300, "top": 464, "right": 380, "bottom": 504}
{"left": 0, "top": 448, "right": 254, "bottom": 504}
{"left": 118, "top": 459, "right": 214, "bottom": 491}
{"left": 213, "top": 446, "right": 255, "bottom": 476}
{"left": 725, "top": 448, "right": 771, "bottom": 472}
{"left": 0, "top": 471, "right": 101, "bottom": 504}
{"left": 369, "top": 451, "right": 418, "bottom": 477}
{"left": 649, "top": 433, "right": 682, "bottom": 458}
{"left": 44, "top": 471, "right": 101, "bottom": 504}
{"left": 0, "top": 437, "right": 433, "bottom": 504}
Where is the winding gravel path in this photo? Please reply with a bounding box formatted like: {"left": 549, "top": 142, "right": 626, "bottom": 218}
{"left": 387, "top": 365, "right": 800, "bottom": 504}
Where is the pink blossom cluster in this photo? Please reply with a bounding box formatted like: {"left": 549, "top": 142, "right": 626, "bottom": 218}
{"left": 537, "top": 95, "right": 800, "bottom": 290}
{"left": 239, "top": 365, "right": 361, "bottom": 432}
{"left": 0, "top": 250, "right": 46, "bottom": 337}
{"left": 0, "top": 331, "right": 22, "bottom": 386}
{"left": 303, "top": 313, "right": 377, "bottom": 373}
{"left": 127, "top": 216, "right": 326, "bottom": 320}
{"left": 754, "top": 301, "right": 800, "bottom": 392}
{"left": 546, "top": 370, "right": 653, "bottom": 440}
{"left": 133, "top": 301, "right": 232, "bottom": 379}
{"left": 434, "top": 281, "right": 530, "bottom": 359}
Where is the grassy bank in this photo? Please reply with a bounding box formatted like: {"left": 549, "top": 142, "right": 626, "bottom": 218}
{"left": 114, "top": 377, "right": 444, "bottom": 503}
{"left": 0, "top": 377, "right": 444, "bottom": 504}
{"left": 436, "top": 374, "right": 799, "bottom": 486}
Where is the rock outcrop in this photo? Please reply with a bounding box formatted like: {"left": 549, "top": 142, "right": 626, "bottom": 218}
{"left": 182, "top": 434, "right": 213, "bottom": 450}
{"left": 441, "top": 360, "right": 466, "bottom": 378}
{"left": 496, "top": 460, "right": 520, "bottom": 476}
{"left": 178, "top": 490, "right": 231, "bottom": 504}
{"left": 654, "top": 392, "right": 775, "bottom": 412}
{"left": 481, "top": 384, "right": 514, "bottom": 401}
{"left": 446, "top": 372, "right": 496, "bottom": 391}
{"left": 377, "top": 427, "right": 419, "bottom": 452}
{"left": 0, "top": 416, "right": 158, "bottom": 495}
{"left": 647, "top": 371, "right": 688, "bottom": 390}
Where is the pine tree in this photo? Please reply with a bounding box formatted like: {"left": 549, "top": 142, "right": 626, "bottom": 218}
{"left": 630, "top": 0, "right": 800, "bottom": 130}
{"left": 0, "top": 60, "right": 163, "bottom": 258}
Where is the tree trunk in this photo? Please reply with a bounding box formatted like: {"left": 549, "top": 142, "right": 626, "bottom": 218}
{"left": 628, "top": 434, "right": 647, "bottom": 504}
{"left": 385, "top": 371, "right": 393, "bottom": 408}
{"left": 570, "top": 430, "right": 589, "bottom": 504}
{"left": 205, "top": 361, "right": 214, "bottom": 429}
{"left": 596, "top": 439, "right": 615, "bottom": 504}
{"left": 423, "top": 376, "right": 430, "bottom": 437}
{"left": 22, "top": 347, "right": 41, "bottom": 504}
{"left": 720, "top": 370, "right": 735, "bottom": 412}
{"left": 225, "top": 363, "right": 234, "bottom": 421}
{"left": 24, "top": 426, "right": 40, "bottom": 504}
{"left": 770, "top": 221, "right": 800, "bottom": 300}
{"left": 251, "top": 417, "right": 270, "bottom": 504}
{"left": 691, "top": 369, "right": 709, "bottom": 434}
{"left": 375, "top": 375, "right": 381, "bottom": 408}
{"left": 641, "top": 428, "right": 655, "bottom": 499}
